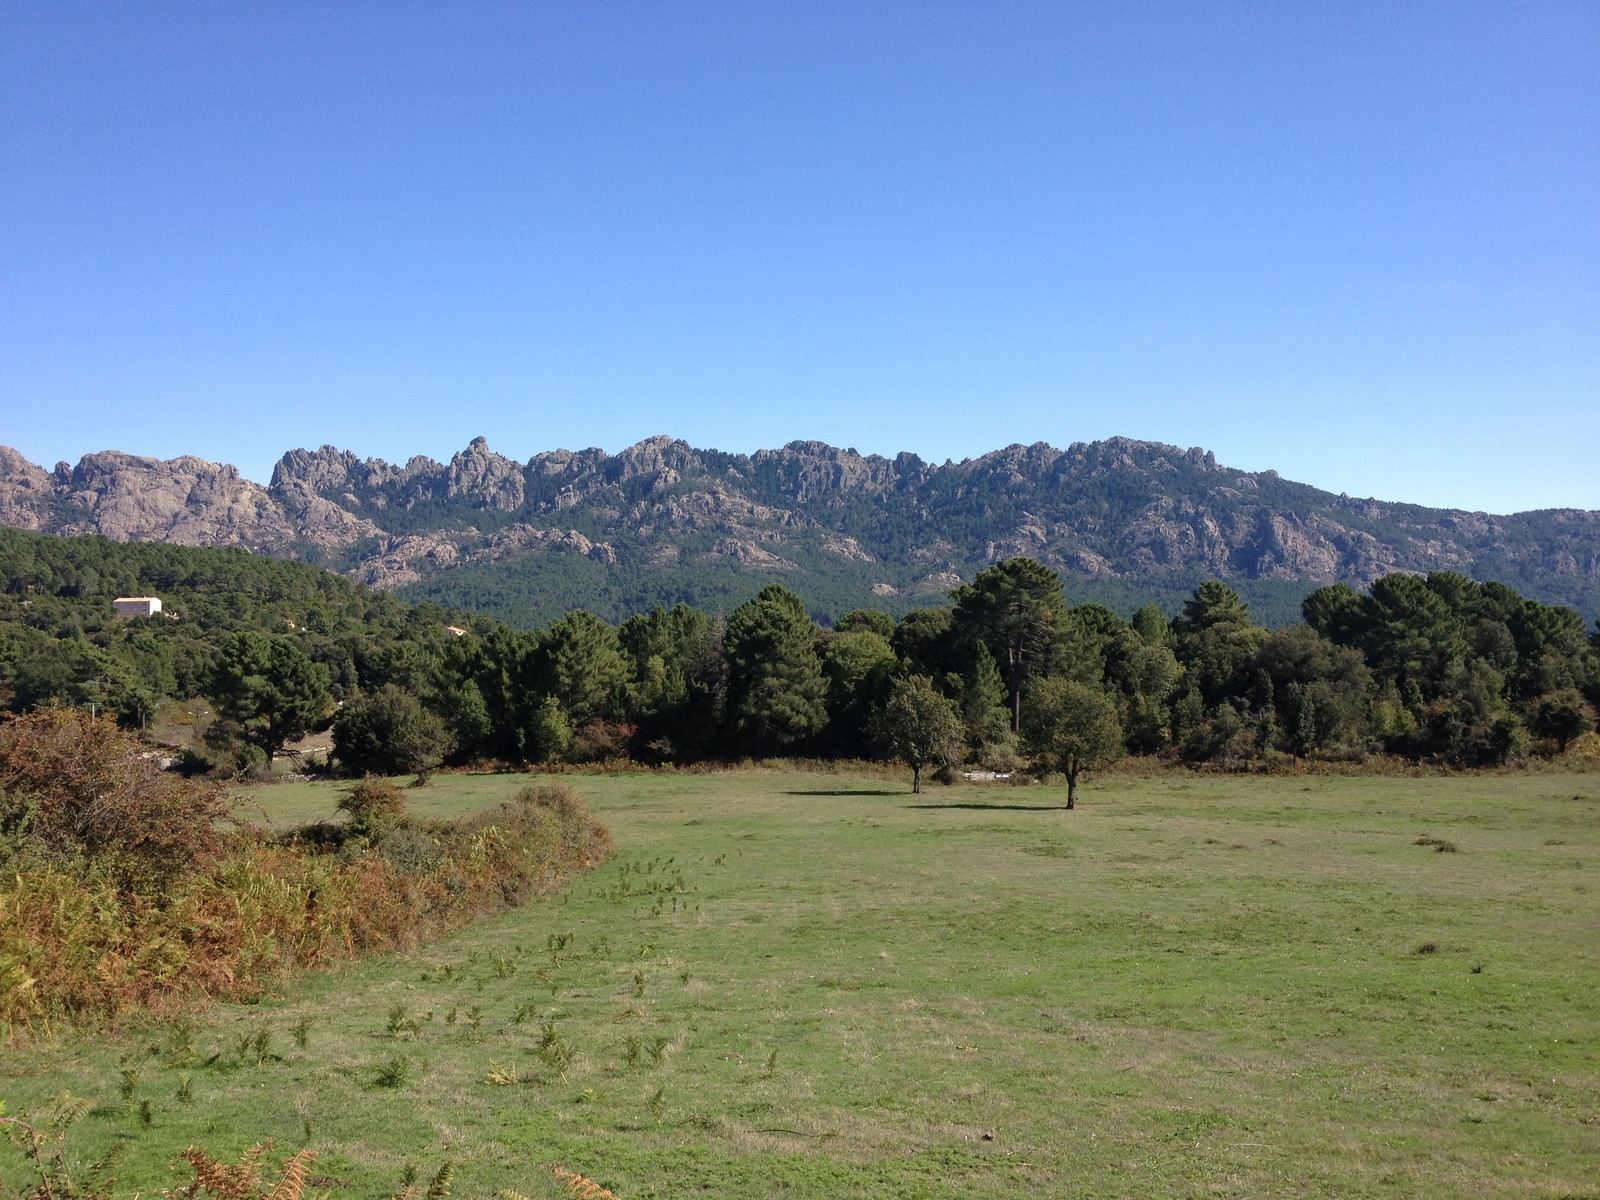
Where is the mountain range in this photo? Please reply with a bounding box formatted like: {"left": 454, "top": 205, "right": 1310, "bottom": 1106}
{"left": 2, "top": 436, "right": 1597, "bottom": 628}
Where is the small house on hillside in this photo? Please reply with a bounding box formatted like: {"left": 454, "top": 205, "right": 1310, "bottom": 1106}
{"left": 444, "top": 625, "right": 468, "bottom": 637}
{"left": 112, "top": 596, "right": 163, "bottom": 618}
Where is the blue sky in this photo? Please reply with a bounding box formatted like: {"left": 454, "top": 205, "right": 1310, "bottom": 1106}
{"left": 1, "top": 2, "right": 1595, "bottom": 512}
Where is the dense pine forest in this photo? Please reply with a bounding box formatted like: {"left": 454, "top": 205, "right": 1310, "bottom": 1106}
{"left": 1, "top": 528, "right": 1596, "bottom": 778}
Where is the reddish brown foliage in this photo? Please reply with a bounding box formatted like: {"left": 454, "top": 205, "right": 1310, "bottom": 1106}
{"left": 168, "top": 1141, "right": 317, "bottom": 1200}
{"left": 0, "top": 708, "right": 237, "bottom": 891}
{"left": 546, "top": 1167, "right": 622, "bottom": 1200}
{"left": 0, "top": 780, "right": 612, "bottom": 1029}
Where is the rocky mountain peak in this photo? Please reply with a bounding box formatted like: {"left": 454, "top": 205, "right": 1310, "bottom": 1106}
{"left": 1, "top": 436, "right": 1596, "bottom": 622}
{"left": 445, "top": 437, "right": 525, "bottom": 510}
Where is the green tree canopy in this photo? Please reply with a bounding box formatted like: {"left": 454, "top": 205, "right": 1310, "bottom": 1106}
{"left": 1254, "top": 624, "right": 1372, "bottom": 756}
{"left": 1172, "top": 582, "right": 1264, "bottom": 710}
{"left": 1130, "top": 603, "right": 1171, "bottom": 646}
{"left": 332, "top": 684, "right": 453, "bottom": 779}
{"left": 533, "top": 610, "right": 627, "bottom": 726}
{"left": 877, "top": 674, "right": 966, "bottom": 793}
{"left": 724, "top": 585, "right": 828, "bottom": 754}
{"left": 951, "top": 558, "right": 1066, "bottom": 733}
{"left": 820, "top": 627, "right": 898, "bottom": 757}
{"left": 209, "top": 631, "right": 332, "bottom": 757}
{"left": 1021, "top": 676, "right": 1124, "bottom": 808}
{"left": 834, "top": 609, "right": 896, "bottom": 639}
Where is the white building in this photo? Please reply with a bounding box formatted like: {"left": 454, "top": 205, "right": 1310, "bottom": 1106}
{"left": 112, "top": 596, "right": 163, "bottom": 618}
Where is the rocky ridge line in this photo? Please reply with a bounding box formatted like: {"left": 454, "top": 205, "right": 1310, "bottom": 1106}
{"left": 1, "top": 435, "right": 1597, "bottom": 614}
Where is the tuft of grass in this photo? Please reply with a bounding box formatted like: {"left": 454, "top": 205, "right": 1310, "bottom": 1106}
{"left": 486, "top": 1061, "right": 518, "bottom": 1086}
{"left": 291, "top": 1015, "right": 316, "bottom": 1050}
{"left": 1416, "top": 942, "right": 1439, "bottom": 955}
{"left": 1415, "top": 836, "right": 1459, "bottom": 853}
{"left": 232, "top": 1028, "right": 273, "bottom": 1068}
{"left": 176, "top": 1074, "right": 194, "bottom": 1105}
{"left": 538, "top": 1034, "right": 575, "bottom": 1082}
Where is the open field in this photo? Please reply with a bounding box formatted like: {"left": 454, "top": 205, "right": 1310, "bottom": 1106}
{"left": 4, "top": 769, "right": 1598, "bottom": 1198}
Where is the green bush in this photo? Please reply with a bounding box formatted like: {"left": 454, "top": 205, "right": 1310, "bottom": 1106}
{"left": 332, "top": 685, "right": 453, "bottom": 778}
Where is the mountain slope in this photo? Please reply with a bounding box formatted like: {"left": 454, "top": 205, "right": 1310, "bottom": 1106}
{"left": 2, "top": 436, "right": 1597, "bottom": 627}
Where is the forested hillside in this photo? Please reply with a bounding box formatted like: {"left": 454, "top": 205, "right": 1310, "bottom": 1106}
{"left": 0, "top": 529, "right": 488, "bottom": 744}
{"left": 2, "top": 530, "right": 1595, "bottom": 781}
{"left": 3, "top": 436, "right": 1597, "bottom": 628}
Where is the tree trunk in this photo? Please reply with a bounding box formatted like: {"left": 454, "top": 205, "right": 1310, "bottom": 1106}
{"left": 1065, "top": 766, "right": 1077, "bottom": 809}
{"left": 1009, "top": 652, "right": 1024, "bottom": 733}
{"left": 912, "top": 762, "right": 922, "bottom": 794}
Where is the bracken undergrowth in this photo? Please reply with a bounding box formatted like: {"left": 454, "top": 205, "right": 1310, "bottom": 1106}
{"left": 0, "top": 712, "right": 612, "bottom": 1035}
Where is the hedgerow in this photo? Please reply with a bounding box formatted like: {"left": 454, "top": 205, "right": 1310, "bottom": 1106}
{"left": 0, "top": 710, "right": 610, "bottom": 1037}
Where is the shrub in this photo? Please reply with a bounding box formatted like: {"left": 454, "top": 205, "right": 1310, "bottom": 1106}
{"left": 1485, "top": 715, "right": 1529, "bottom": 766}
{"left": 0, "top": 774, "right": 610, "bottom": 1031}
{"left": 0, "top": 707, "right": 236, "bottom": 893}
{"left": 332, "top": 686, "right": 453, "bottom": 780}
{"left": 336, "top": 777, "right": 409, "bottom": 842}
{"left": 170, "top": 1140, "right": 318, "bottom": 1200}
{"left": 568, "top": 719, "right": 631, "bottom": 763}
{"left": 379, "top": 826, "right": 445, "bottom": 877}
{"left": 525, "top": 696, "right": 572, "bottom": 763}
{"left": 1529, "top": 690, "right": 1594, "bottom": 754}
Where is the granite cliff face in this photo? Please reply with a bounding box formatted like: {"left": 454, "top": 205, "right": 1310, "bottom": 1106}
{"left": 3, "top": 434, "right": 1597, "bottom": 624}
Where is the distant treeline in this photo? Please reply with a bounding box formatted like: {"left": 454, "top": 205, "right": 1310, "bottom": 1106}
{"left": 1, "top": 529, "right": 1596, "bottom": 774}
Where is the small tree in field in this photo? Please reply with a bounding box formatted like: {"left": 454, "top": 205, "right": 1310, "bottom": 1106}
{"left": 1529, "top": 690, "right": 1593, "bottom": 754}
{"left": 1022, "top": 677, "right": 1124, "bottom": 808}
{"left": 877, "top": 675, "right": 965, "bottom": 794}
{"left": 332, "top": 685, "right": 453, "bottom": 781}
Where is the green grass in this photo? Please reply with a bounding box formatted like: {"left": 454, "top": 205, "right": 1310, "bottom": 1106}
{"left": 5, "top": 769, "right": 1599, "bottom": 1198}
{"left": 240, "top": 771, "right": 541, "bottom": 830}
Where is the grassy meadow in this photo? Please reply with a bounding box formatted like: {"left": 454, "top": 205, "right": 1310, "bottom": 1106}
{"left": 3, "top": 767, "right": 1598, "bottom": 1198}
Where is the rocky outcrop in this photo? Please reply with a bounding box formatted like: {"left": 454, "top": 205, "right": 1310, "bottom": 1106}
{"left": 445, "top": 437, "right": 525, "bottom": 511}
{"left": 52, "top": 451, "right": 296, "bottom": 549}
{"left": 703, "top": 538, "right": 798, "bottom": 570}
{"left": 3, "top": 435, "right": 1598, "bottom": 618}
{"left": 0, "top": 447, "right": 54, "bottom": 531}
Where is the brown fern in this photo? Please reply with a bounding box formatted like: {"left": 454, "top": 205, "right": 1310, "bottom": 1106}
{"left": 424, "top": 1161, "right": 455, "bottom": 1200}
{"left": 167, "top": 1140, "right": 317, "bottom": 1200}
{"left": 545, "top": 1166, "right": 620, "bottom": 1200}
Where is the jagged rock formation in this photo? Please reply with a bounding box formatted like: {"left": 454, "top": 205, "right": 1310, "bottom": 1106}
{"left": 2, "top": 434, "right": 1597, "bottom": 625}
